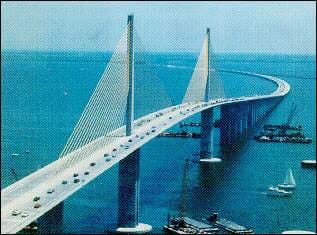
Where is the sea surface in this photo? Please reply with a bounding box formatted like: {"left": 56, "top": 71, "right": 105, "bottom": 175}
{"left": 1, "top": 51, "right": 316, "bottom": 234}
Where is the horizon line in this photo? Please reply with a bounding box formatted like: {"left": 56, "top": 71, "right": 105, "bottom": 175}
{"left": 1, "top": 49, "right": 316, "bottom": 57}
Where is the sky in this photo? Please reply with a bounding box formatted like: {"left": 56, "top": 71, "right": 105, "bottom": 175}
{"left": 1, "top": 1, "right": 316, "bottom": 54}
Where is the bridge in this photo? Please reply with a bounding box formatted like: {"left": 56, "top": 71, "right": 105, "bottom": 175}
{"left": 1, "top": 15, "right": 290, "bottom": 234}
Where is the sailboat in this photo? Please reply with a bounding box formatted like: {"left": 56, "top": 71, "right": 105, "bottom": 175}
{"left": 278, "top": 168, "right": 296, "bottom": 190}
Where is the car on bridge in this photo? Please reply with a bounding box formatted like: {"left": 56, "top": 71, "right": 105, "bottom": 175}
{"left": 74, "top": 179, "right": 80, "bottom": 183}
{"left": 33, "top": 197, "right": 40, "bottom": 201}
{"left": 34, "top": 203, "right": 41, "bottom": 209}
{"left": 12, "top": 209, "right": 21, "bottom": 216}
{"left": 21, "top": 211, "right": 29, "bottom": 218}
{"left": 47, "top": 188, "right": 55, "bottom": 194}
{"left": 62, "top": 180, "right": 68, "bottom": 185}
{"left": 90, "top": 162, "right": 96, "bottom": 166}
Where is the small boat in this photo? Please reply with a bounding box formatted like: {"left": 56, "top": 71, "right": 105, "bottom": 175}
{"left": 278, "top": 168, "right": 296, "bottom": 190}
{"left": 301, "top": 160, "right": 316, "bottom": 168}
{"left": 12, "top": 153, "right": 19, "bottom": 157}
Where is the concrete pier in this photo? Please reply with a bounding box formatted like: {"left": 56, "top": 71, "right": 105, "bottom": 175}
{"left": 200, "top": 108, "right": 213, "bottom": 159}
{"left": 117, "top": 149, "right": 152, "bottom": 233}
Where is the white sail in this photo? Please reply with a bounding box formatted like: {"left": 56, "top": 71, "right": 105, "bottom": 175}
{"left": 283, "top": 168, "right": 296, "bottom": 186}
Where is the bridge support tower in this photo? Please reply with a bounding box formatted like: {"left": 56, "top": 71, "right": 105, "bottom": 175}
{"left": 116, "top": 14, "right": 151, "bottom": 233}
{"left": 199, "top": 28, "right": 220, "bottom": 163}
{"left": 117, "top": 150, "right": 152, "bottom": 233}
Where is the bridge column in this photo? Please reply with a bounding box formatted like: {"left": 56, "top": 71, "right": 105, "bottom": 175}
{"left": 200, "top": 108, "right": 214, "bottom": 159}
{"left": 220, "top": 103, "right": 252, "bottom": 148}
{"left": 116, "top": 149, "right": 152, "bottom": 233}
{"left": 126, "top": 14, "right": 134, "bottom": 136}
{"left": 247, "top": 105, "right": 253, "bottom": 129}
{"left": 233, "top": 117, "right": 238, "bottom": 143}
{"left": 37, "top": 202, "right": 64, "bottom": 234}
{"left": 220, "top": 104, "right": 229, "bottom": 146}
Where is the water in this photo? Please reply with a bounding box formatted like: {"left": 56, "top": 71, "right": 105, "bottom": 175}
{"left": 1, "top": 51, "right": 316, "bottom": 233}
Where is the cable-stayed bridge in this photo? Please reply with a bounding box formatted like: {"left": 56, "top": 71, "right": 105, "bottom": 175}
{"left": 1, "top": 15, "right": 290, "bottom": 234}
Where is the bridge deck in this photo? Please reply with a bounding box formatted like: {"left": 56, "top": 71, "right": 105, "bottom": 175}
{"left": 1, "top": 71, "right": 290, "bottom": 234}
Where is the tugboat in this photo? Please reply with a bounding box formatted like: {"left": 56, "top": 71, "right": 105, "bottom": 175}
{"left": 163, "top": 160, "right": 219, "bottom": 234}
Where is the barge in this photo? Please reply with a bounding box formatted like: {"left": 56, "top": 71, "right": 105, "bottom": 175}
{"left": 158, "top": 131, "right": 201, "bottom": 139}
{"left": 164, "top": 217, "right": 219, "bottom": 234}
{"left": 206, "top": 213, "right": 254, "bottom": 234}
